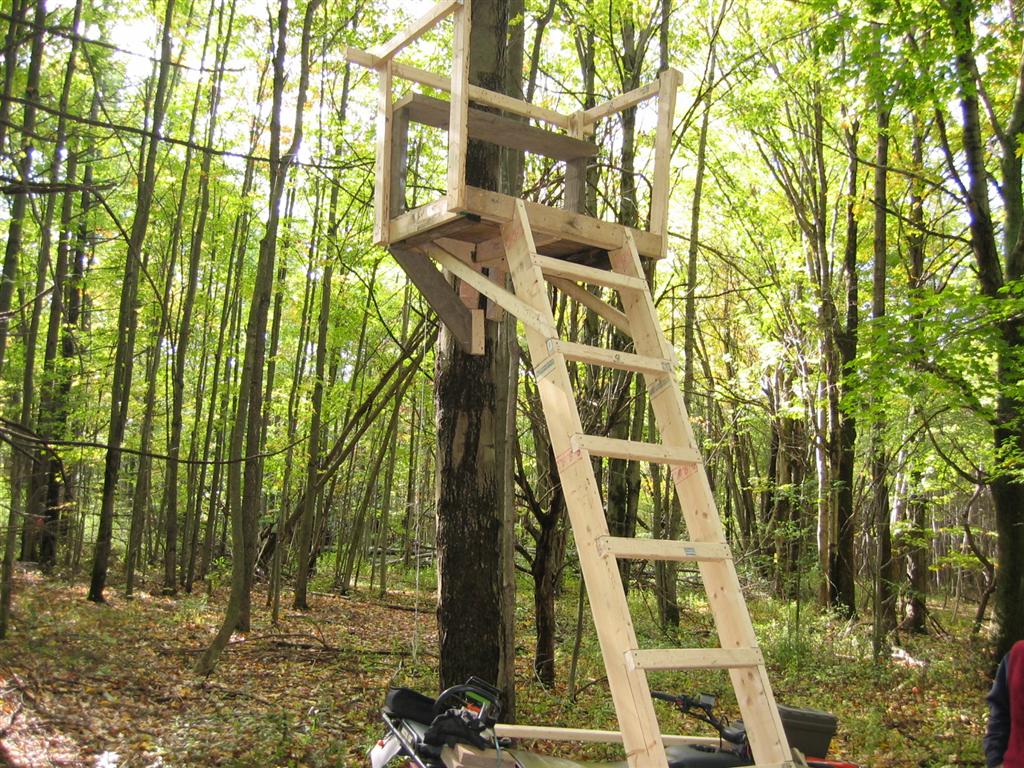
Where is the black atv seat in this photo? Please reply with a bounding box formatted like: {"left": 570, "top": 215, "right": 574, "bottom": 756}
{"left": 385, "top": 687, "right": 436, "bottom": 725}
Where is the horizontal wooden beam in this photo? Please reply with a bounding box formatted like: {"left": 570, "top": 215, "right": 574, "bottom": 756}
{"left": 573, "top": 434, "right": 701, "bottom": 465}
{"left": 492, "top": 724, "right": 719, "bottom": 748}
{"left": 464, "top": 187, "right": 664, "bottom": 260}
{"left": 583, "top": 79, "right": 662, "bottom": 125}
{"left": 371, "top": 0, "right": 461, "bottom": 63}
{"left": 627, "top": 647, "right": 764, "bottom": 671}
{"left": 551, "top": 339, "right": 673, "bottom": 375}
{"left": 395, "top": 93, "right": 596, "bottom": 161}
{"left": 345, "top": 47, "right": 571, "bottom": 129}
{"left": 535, "top": 253, "right": 646, "bottom": 291}
{"left": 597, "top": 536, "right": 730, "bottom": 563}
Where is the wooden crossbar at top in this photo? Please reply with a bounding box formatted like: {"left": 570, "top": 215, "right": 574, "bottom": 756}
{"left": 371, "top": 0, "right": 462, "bottom": 63}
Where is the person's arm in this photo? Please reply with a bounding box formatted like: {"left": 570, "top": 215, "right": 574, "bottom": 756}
{"left": 985, "top": 655, "right": 1011, "bottom": 768}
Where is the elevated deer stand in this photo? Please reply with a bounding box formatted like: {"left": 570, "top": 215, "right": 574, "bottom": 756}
{"left": 347, "top": 3, "right": 797, "bottom": 766}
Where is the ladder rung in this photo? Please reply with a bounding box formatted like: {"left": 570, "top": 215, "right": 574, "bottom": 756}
{"left": 598, "top": 536, "right": 730, "bottom": 563}
{"left": 573, "top": 434, "right": 701, "bottom": 465}
{"left": 627, "top": 647, "right": 764, "bottom": 671}
{"left": 535, "top": 254, "right": 647, "bottom": 292}
{"left": 551, "top": 339, "right": 673, "bottom": 375}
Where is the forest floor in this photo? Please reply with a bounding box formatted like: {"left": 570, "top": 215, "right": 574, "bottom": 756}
{"left": 0, "top": 567, "right": 995, "bottom": 767}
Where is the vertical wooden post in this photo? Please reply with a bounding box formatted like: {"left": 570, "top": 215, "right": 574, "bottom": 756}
{"left": 374, "top": 61, "right": 394, "bottom": 244}
{"left": 649, "top": 68, "right": 679, "bottom": 251}
{"left": 563, "top": 110, "right": 587, "bottom": 213}
{"left": 390, "top": 103, "right": 410, "bottom": 216}
{"left": 447, "top": 0, "right": 470, "bottom": 212}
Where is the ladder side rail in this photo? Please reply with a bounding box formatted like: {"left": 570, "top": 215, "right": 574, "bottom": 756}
{"left": 607, "top": 233, "right": 794, "bottom": 768}
{"left": 501, "top": 200, "right": 669, "bottom": 768}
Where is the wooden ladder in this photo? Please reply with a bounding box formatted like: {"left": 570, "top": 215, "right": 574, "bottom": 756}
{"left": 496, "top": 199, "right": 795, "bottom": 768}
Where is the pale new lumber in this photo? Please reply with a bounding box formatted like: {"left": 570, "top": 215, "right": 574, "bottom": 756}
{"left": 535, "top": 253, "right": 646, "bottom": 292}
{"left": 582, "top": 79, "right": 661, "bottom": 126}
{"left": 607, "top": 232, "right": 793, "bottom": 767}
{"left": 597, "top": 536, "right": 731, "bottom": 563}
{"left": 344, "top": 48, "right": 571, "bottom": 128}
{"left": 627, "top": 647, "right": 764, "bottom": 671}
{"left": 552, "top": 339, "right": 673, "bottom": 376}
{"left": 446, "top": 1, "right": 469, "bottom": 212}
{"left": 371, "top": 0, "right": 462, "bottom": 63}
{"left": 573, "top": 433, "right": 701, "bottom": 465}
{"left": 422, "top": 242, "right": 552, "bottom": 336}
{"left": 564, "top": 110, "right": 587, "bottom": 213}
{"left": 650, "top": 68, "right": 680, "bottom": 243}
{"left": 501, "top": 200, "right": 668, "bottom": 768}
{"left": 493, "top": 724, "right": 719, "bottom": 748}
{"left": 395, "top": 93, "right": 597, "bottom": 161}
{"left": 440, "top": 744, "right": 517, "bottom": 768}
{"left": 373, "top": 63, "right": 394, "bottom": 244}
{"left": 547, "top": 276, "right": 632, "bottom": 335}
{"left": 465, "top": 187, "right": 664, "bottom": 260}
{"left": 388, "top": 196, "right": 460, "bottom": 243}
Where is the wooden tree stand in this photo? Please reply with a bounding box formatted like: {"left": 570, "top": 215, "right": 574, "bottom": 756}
{"left": 347, "top": 3, "right": 796, "bottom": 766}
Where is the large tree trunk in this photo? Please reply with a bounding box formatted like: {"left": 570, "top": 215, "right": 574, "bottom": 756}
{"left": 435, "top": 0, "right": 516, "bottom": 714}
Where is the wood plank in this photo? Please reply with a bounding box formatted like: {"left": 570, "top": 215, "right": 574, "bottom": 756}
{"left": 493, "top": 724, "right": 719, "bottom": 748}
{"left": 395, "top": 93, "right": 597, "bottom": 161}
{"left": 597, "top": 536, "right": 731, "bottom": 563}
{"left": 373, "top": 63, "right": 394, "bottom": 244}
{"left": 552, "top": 339, "right": 673, "bottom": 375}
{"left": 627, "top": 647, "right": 764, "bottom": 671}
{"left": 650, "top": 68, "right": 681, "bottom": 242}
{"left": 440, "top": 744, "right": 517, "bottom": 768}
{"left": 388, "top": 196, "right": 459, "bottom": 243}
{"left": 582, "top": 79, "right": 661, "bottom": 126}
{"left": 421, "top": 242, "right": 552, "bottom": 336}
{"left": 464, "top": 187, "right": 663, "bottom": 259}
{"left": 535, "top": 253, "right": 646, "bottom": 291}
{"left": 446, "top": 1, "right": 470, "bottom": 212}
{"left": 390, "top": 101, "right": 409, "bottom": 215}
{"left": 371, "top": 0, "right": 461, "bottom": 63}
{"left": 573, "top": 434, "right": 701, "bottom": 465}
{"left": 345, "top": 48, "right": 572, "bottom": 129}
{"left": 564, "top": 110, "right": 587, "bottom": 212}
{"left": 547, "top": 277, "right": 631, "bottom": 335}
{"left": 390, "top": 245, "right": 481, "bottom": 354}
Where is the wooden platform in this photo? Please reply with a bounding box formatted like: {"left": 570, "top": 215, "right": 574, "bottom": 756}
{"left": 388, "top": 189, "right": 663, "bottom": 264}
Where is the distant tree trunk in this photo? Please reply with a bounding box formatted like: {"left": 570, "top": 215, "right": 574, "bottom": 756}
{"left": 293, "top": 227, "right": 333, "bottom": 609}
{"left": 163, "top": 0, "right": 234, "bottom": 595}
{"left": 870, "top": 102, "right": 897, "bottom": 659}
{"left": 903, "top": 120, "right": 929, "bottom": 635}
{"left": 945, "top": 0, "right": 1024, "bottom": 660}
{"left": 0, "top": 0, "right": 45, "bottom": 376}
{"left": 196, "top": 0, "right": 320, "bottom": 674}
{"left": 26, "top": 0, "right": 85, "bottom": 569}
{"left": 88, "top": 0, "right": 177, "bottom": 604}
{"left": 832, "top": 118, "right": 859, "bottom": 617}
